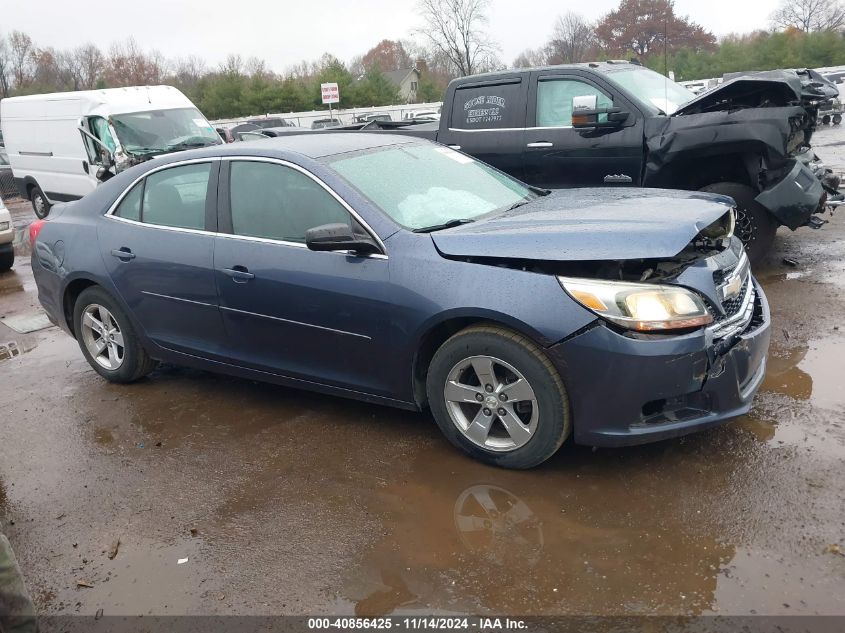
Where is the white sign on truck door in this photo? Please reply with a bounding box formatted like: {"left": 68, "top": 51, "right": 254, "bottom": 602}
{"left": 321, "top": 83, "right": 340, "bottom": 104}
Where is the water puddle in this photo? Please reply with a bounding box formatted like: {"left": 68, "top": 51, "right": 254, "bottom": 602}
{"left": 762, "top": 337, "right": 845, "bottom": 409}
{"left": 0, "top": 338, "right": 37, "bottom": 361}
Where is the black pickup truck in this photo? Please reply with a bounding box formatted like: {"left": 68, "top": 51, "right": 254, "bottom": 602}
{"left": 350, "top": 61, "right": 836, "bottom": 264}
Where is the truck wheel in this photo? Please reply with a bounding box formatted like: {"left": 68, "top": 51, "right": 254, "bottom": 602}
{"left": 30, "top": 186, "right": 51, "bottom": 219}
{"left": 426, "top": 324, "right": 571, "bottom": 469}
{"left": 835, "top": 114, "right": 842, "bottom": 125}
{"left": 700, "top": 182, "right": 777, "bottom": 266}
{"left": 822, "top": 115, "right": 831, "bottom": 125}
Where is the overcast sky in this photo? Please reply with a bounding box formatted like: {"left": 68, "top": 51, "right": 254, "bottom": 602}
{"left": 7, "top": 0, "right": 779, "bottom": 73}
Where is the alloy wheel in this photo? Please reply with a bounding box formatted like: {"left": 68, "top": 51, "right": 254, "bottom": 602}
{"left": 81, "top": 304, "right": 125, "bottom": 370}
{"left": 443, "top": 355, "right": 539, "bottom": 452}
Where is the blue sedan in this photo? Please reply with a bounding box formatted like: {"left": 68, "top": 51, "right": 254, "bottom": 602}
{"left": 30, "top": 134, "right": 770, "bottom": 468}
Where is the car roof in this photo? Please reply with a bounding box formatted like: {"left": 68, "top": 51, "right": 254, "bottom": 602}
{"left": 173, "top": 132, "right": 420, "bottom": 162}
{"left": 449, "top": 61, "right": 643, "bottom": 85}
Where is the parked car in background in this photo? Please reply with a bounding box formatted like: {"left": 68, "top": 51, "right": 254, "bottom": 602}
{"left": 238, "top": 126, "right": 309, "bottom": 141}
{"left": 403, "top": 109, "right": 440, "bottom": 122}
{"left": 311, "top": 117, "right": 342, "bottom": 129}
{"left": 346, "top": 62, "right": 833, "bottom": 264}
{"left": 0, "top": 197, "right": 13, "bottom": 271}
{"left": 29, "top": 134, "right": 769, "bottom": 469}
{"left": 247, "top": 117, "right": 293, "bottom": 129}
{"left": 0, "top": 86, "right": 222, "bottom": 219}
{"left": 216, "top": 127, "right": 236, "bottom": 143}
{"left": 353, "top": 113, "right": 392, "bottom": 123}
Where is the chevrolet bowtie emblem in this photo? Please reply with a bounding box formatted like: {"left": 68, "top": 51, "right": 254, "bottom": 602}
{"left": 722, "top": 272, "right": 743, "bottom": 299}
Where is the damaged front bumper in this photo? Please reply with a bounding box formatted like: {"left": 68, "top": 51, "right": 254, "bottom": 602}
{"left": 755, "top": 158, "right": 826, "bottom": 229}
{"left": 549, "top": 279, "right": 771, "bottom": 447}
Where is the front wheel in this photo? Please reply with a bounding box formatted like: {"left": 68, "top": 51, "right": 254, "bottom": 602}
{"left": 834, "top": 114, "right": 842, "bottom": 125}
{"left": 73, "top": 286, "right": 157, "bottom": 383}
{"left": 700, "top": 182, "right": 777, "bottom": 266}
{"left": 822, "top": 114, "right": 832, "bottom": 125}
{"left": 30, "top": 186, "right": 51, "bottom": 219}
{"left": 0, "top": 247, "right": 13, "bottom": 272}
{"left": 426, "top": 324, "right": 571, "bottom": 469}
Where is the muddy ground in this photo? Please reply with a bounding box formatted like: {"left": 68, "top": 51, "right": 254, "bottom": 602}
{"left": 0, "top": 128, "right": 844, "bottom": 619}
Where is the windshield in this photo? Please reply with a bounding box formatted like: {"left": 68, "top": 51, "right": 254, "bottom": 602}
{"left": 606, "top": 67, "right": 695, "bottom": 115}
{"left": 327, "top": 143, "right": 536, "bottom": 230}
{"left": 111, "top": 107, "right": 222, "bottom": 154}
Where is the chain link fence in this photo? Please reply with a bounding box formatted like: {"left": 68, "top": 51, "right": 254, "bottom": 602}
{"left": 0, "top": 168, "right": 19, "bottom": 201}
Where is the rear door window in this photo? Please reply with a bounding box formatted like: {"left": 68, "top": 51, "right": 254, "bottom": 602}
{"left": 140, "top": 163, "right": 211, "bottom": 230}
{"left": 450, "top": 80, "right": 525, "bottom": 130}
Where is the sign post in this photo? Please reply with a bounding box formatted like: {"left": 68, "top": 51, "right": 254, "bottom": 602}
{"left": 320, "top": 82, "right": 340, "bottom": 123}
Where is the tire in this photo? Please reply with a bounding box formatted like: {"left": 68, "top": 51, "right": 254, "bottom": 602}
{"left": 700, "top": 182, "right": 777, "bottom": 266}
{"left": 835, "top": 114, "right": 842, "bottom": 125}
{"left": 822, "top": 115, "right": 832, "bottom": 125}
{"left": 30, "top": 185, "right": 51, "bottom": 219}
{"left": 0, "top": 247, "right": 12, "bottom": 272}
{"left": 426, "top": 324, "right": 571, "bottom": 469}
{"left": 73, "top": 286, "right": 157, "bottom": 383}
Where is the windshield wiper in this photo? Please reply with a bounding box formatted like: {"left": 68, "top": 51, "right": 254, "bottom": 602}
{"left": 413, "top": 218, "right": 475, "bottom": 233}
{"left": 506, "top": 199, "right": 532, "bottom": 212}
{"left": 167, "top": 140, "right": 216, "bottom": 150}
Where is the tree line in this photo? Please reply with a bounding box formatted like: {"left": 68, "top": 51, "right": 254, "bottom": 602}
{"left": 1, "top": 0, "right": 845, "bottom": 120}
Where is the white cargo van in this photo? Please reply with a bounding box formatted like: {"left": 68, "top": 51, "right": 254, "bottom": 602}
{"left": 1, "top": 86, "right": 221, "bottom": 218}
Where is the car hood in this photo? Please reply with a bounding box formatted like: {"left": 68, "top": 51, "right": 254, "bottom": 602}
{"left": 430, "top": 189, "right": 733, "bottom": 262}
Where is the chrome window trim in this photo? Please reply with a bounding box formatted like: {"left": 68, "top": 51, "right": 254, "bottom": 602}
{"left": 448, "top": 126, "right": 574, "bottom": 132}
{"left": 103, "top": 155, "right": 388, "bottom": 260}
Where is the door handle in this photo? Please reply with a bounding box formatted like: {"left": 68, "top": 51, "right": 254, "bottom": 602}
{"left": 526, "top": 142, "right": 554, "bottom": 148}
{"left": 110, "top": 248, "right": 135, "bottom": 261}
{"left": 222, "top": 266, "right": 255, "bottom": 282}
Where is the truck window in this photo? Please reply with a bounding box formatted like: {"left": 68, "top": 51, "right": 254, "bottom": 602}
{"left": 90, "top": 117, "right": 117, "bottom": 153}
{"left": 451, "top": 81, "right": 524, "bottom": 130}
{"left": 536, "top": 79, "right": 614, "bottom": 128}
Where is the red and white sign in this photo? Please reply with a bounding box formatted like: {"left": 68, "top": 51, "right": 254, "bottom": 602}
{"left": 321, "top": 82, "right": 340, "bottom": 104}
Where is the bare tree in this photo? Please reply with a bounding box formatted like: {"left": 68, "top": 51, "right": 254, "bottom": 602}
{"left": 415, "top": 0, "right": 499, "bottom": 76}
{"left": 513, "top": 47, "right": 549, "bottom": 68}
{"left": 771, "top": 0, "right": 845, "bottom": 31}
{"left": 75, "top": 43, "right": 105, "bottom": 90}
{"left": 171, "top": 55, "right": 206, "bottom": 89}
{"left": 0, "top": 36, "right": 11, "bottom": 97}
{"left": 8, "top": 30, "right": 34, "bottom": 89}
{"left": 548, "top": 12, "right": 596, "bottom": 64}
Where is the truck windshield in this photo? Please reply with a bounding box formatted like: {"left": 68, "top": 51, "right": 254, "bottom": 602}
{"left": 111, "top": 107, "right": 221, "bottom": 154}
{"left": 606, "top": 67, "right": 695, "bottom": 115}
{"left": 327, "top": 143, "right": 536, "bottom": 230}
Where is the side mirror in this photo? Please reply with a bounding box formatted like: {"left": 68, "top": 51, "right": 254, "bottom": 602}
{"left": 571, "top": 95, "right": 629, "bottom": 129}
{"left": 305, "top": 223, "right": 380, "bottom": 255}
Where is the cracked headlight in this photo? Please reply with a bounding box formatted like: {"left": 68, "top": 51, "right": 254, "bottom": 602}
{"left": 558, "top": 277, "right": 714, "bottom": 332}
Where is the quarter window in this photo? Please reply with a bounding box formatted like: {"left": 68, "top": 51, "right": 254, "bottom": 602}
{"left": 141, "top": 163, "right": 211, "bottom": 230}
{"left": 229, "top": 161, "right": 349, "bottom": 243}
{"left": 536, "top": 79, "right": 614, "bottom": 127}
{"left": 114, "top": 181, "right": 142, "bottom": 221}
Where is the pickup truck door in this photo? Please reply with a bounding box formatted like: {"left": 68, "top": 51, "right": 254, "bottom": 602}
{"left": 522, "top": 70, "right": 645, "bottom": 188}
{"left": 435, "top": 75, "right": 528, "bottom": 180}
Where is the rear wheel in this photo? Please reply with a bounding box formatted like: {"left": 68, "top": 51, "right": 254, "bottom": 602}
{"left": 426, "top": 324, "right": 571, "bottom": 469}
{"left": 835, "top": 114, "right": 843, "bottom": 125}
{"left": 700, "top": 182, "right": 777, "bottom": 266}
{"left": 73, "top": 286, "right": 157, "bottom": 383}
{"left": 30, "top": 186, "right": 50, "bottom": 219}
{"left": 822, "top": 114, "right": 832, "bottom": 125}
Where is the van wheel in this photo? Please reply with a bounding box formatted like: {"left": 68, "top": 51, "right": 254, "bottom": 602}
{"left": 73, "top": 286, "right": 157, "bottom": 383}
{"left": 426, "top": 324, "right": 571, "bottom": 469}
{"left": 700, "top": 182, "right": 777, "bottom": 266}
{"left": 30, "top": 186, "right": 51, "bottom": 219}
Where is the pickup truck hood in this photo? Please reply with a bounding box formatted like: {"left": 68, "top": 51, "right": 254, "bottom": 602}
{"left": 430, "top": 189, "right": 733, "bottom": 262}
{"left": 674, "top": 71, "right": 805, "bottom": 116}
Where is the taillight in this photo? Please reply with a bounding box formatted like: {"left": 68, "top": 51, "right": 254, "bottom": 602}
{"left": 29, "top": 219, "right": 46, "bottom": 245}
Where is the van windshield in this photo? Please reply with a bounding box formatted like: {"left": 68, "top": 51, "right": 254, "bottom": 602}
{"left": 111, "top": 107, "right": 221, "bottom": 154}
